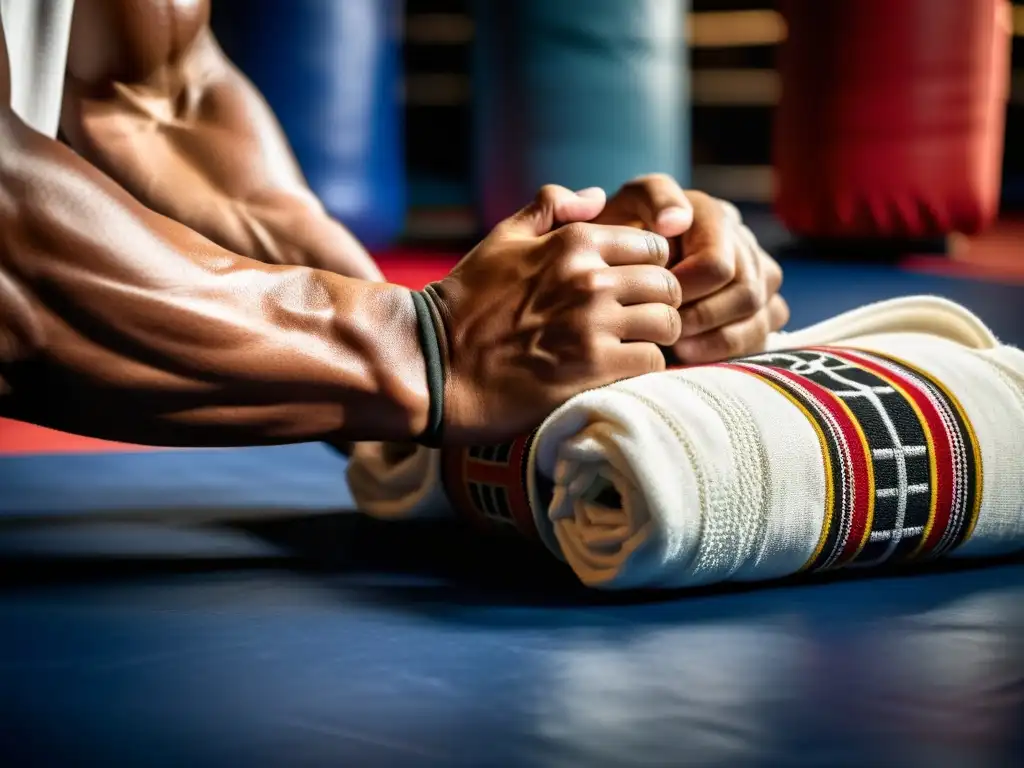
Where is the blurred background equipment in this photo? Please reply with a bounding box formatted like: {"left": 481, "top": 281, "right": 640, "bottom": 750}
{"left": 209, "top": 0, "right": 1024, "bottom": 253}
{"left": 471, "top": 0, "right": 690, "bottom": 230}
{"left": 774, "top": 0, "right": 1010, "bottom": 242}
{"left": 212, "top": 0, "right": 406, "bottom": 250}
{"left": 396, "top": 0, "right": 1024, "bottom": 253}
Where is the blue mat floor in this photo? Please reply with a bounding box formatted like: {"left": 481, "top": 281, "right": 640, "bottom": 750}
{"left": 3, "top": 260, "right": 1024, "bottom": 767}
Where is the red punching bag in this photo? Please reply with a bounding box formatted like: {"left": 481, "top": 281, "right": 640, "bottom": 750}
{"left": 774, "top": 0, "right": 1011, "bottom": 240}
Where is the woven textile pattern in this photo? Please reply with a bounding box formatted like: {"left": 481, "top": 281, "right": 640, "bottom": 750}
{"left": 439, "top": 346, "right": 983, "bottom": 575}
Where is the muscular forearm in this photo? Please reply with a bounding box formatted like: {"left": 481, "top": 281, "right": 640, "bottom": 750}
{"left": 222, "top": 185, "right": 386, "bottom": 281}
{"left": 0, "top": 111, "right": 426, "bottom": 446}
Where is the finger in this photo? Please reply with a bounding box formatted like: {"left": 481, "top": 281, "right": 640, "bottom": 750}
{"left": 679, "top": 190, "right": 729, "bottom": 249}
{"left": 672, "top": 246, "right": 737, "bottom": 305}
{"left": 606, "top": 265, "right": 682, "bottom": 307}
{"left": 605, "top": 174, "right": 695, "bottom": 237}
{"left": 503, "top": 184, "right": 607, "bottom": 237}
{"left": 733, "top": 221, "right": 761, "bottom": 258}
{"left": 736, "top": 225, "right": 783, "bottom": 299}
{"left": 575, "top": 224, "right": 669, "bottom": 267}
{"left": 767, "top": 293, "right": 790, "bottom": 331}
{"left": 555, "top": 187, "right": 607, "bottom": 224}
{"left": 616, "top": 303, "right": 683, "bottom": 345}
{"left": 733, "top": 221, "right": 778, "bottom": 288}
{"left": 678, "top": 257, "right": 765, "bottom": 337}
{"left": 609, "top": 341, "right": 667, "bottom": 378}
{"left": 671, "top": 311, "right": 771, "bottom": 365}
{"left": 762, "top": 250, "right": 783, "bottom": 295}
{"left": 718, "top": 198, "right": 743, "bottom": 225}
{"left": 670, "top": 194, "right": 739, "bottom": 303}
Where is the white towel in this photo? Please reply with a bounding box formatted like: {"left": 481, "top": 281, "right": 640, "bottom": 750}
{"left": 347, "top": 296, "right": 1024, "bottom": 589}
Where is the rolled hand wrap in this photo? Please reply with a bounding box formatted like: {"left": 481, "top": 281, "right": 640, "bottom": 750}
{"left": 349, "top": 297, "right": 1024, "bottom": 590}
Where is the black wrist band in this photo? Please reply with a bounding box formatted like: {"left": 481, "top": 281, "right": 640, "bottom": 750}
{"left": 410, "top": 289, "right": 446, "bottom": 447}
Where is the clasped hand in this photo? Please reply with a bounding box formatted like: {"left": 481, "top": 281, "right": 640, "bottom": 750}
{"left": 427, "top": 179, "right": 789, "bottom": 443}
{"left": 586, "top": 174, "right": 789, "bottom": 364}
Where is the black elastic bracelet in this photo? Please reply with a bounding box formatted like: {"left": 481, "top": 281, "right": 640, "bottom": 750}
{"left": 410, "top": 290, "right": 446, "bottom": 447}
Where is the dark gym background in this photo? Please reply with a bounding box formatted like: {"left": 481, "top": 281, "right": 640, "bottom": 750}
{"left": 401, "top": 0, "right": 1024, "bottom": 240}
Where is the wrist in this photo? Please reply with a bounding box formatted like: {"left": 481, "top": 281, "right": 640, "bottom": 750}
{"left": 346, "top": 282, "right": 431, "bottom": 441}
{"left": 411, "top": 285, "right": 449, "bottom": 447}
{"left": 393, "top": 286, "right": 434, "bottom": 440}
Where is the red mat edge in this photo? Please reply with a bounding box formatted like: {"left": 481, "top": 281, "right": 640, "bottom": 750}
{"left": 0, "top": 418, "right": 160, "bottom": 456}
{"left": 900, "top": 255, "right": 1024, "bottom": 286}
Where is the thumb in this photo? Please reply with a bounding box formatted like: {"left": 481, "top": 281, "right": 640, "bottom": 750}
{"left": 502, "top": 185, "right": 607, "bottom": 237}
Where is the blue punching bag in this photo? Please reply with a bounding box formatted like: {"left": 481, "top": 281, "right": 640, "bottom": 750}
{"left": 473, "top": 0, "right": 690, "bottom": 229}
{"left": 213, "top": 0, "right": 405, "bottom": 249}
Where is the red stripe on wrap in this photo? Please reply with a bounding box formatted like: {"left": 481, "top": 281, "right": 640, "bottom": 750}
{"left": 763, "top": 366, "right": 873, "bottom": 566}
{"left": 440, "top": 435, "right": 539, "bottom": 539}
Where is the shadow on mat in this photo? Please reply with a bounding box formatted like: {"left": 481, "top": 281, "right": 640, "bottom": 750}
{"left": 236, "top": 513, "right": 1024, "bottom": 630}
{"left": 6, "top": 510, "right": 1024, "bottom": 627}
{"left": 0, "top": 511, "right": 576, "bottom": 592}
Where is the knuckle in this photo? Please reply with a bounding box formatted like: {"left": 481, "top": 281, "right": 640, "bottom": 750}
{"left": 715, "top": 254, "right": 738, "bottom": 284}
{"left": 536, "top": 184, "right": 561, "bottom": 207}
{"left": 570, "top": 267, "right": 607, "bottom": 297}
{"left": 735, "top": 279, "right": 764, "bottom": 314}
{"left": 551, "top": 253, "right": 583, "bottom": 283}
{"left": 698, "top": 253, "right": 736, "bottom": 285}
{"left": 719, "top": 198, "right": 743, "bottom": 224}
{"left": 763, "top": 253, "right": 783, "bottom": 291}
{"left": 778, "top": 299, "right": 792, "bottom": 328}
{"left": 557, "top": 221, "right": 593, "bottom": 250}
{"left": 635, "top": 172, "right": 671, "bottom": 186}
{"left": 772, "top": 296, "right": 791, "bottom": 330}
{"left": 719, "top": 326, "right": 748, "bottom": 359}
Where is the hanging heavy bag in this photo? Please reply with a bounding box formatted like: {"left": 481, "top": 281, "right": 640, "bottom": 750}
{"left": 773, "top": 0, "right": 1011, "bottom": 241}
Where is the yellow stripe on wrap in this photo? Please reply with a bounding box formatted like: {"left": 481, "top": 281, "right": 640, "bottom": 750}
{"left": 729, "top": 367, "right": 836, "bottom": 573}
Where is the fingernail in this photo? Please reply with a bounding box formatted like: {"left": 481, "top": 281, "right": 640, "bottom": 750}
{"left": 657, "top": 206, "right": 692, "bottom": 228}
{"left": 575, "top": 187, "right": 605, "bottom": 199}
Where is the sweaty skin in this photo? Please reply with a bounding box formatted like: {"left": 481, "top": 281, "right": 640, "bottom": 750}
{"left": 0, "top": 112, "right": 431, "bottom": 446}
{"left": 0, "top": 4, "right": 428, "bottom": 446}
{"left": 60, "top": 0, "right": 384, "bottom": 280}
{"left": 52, "top": 0, "right": 787, "bottom": 366}
{"left": 0, "top": 1, "right": 683, "bottom": 447}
